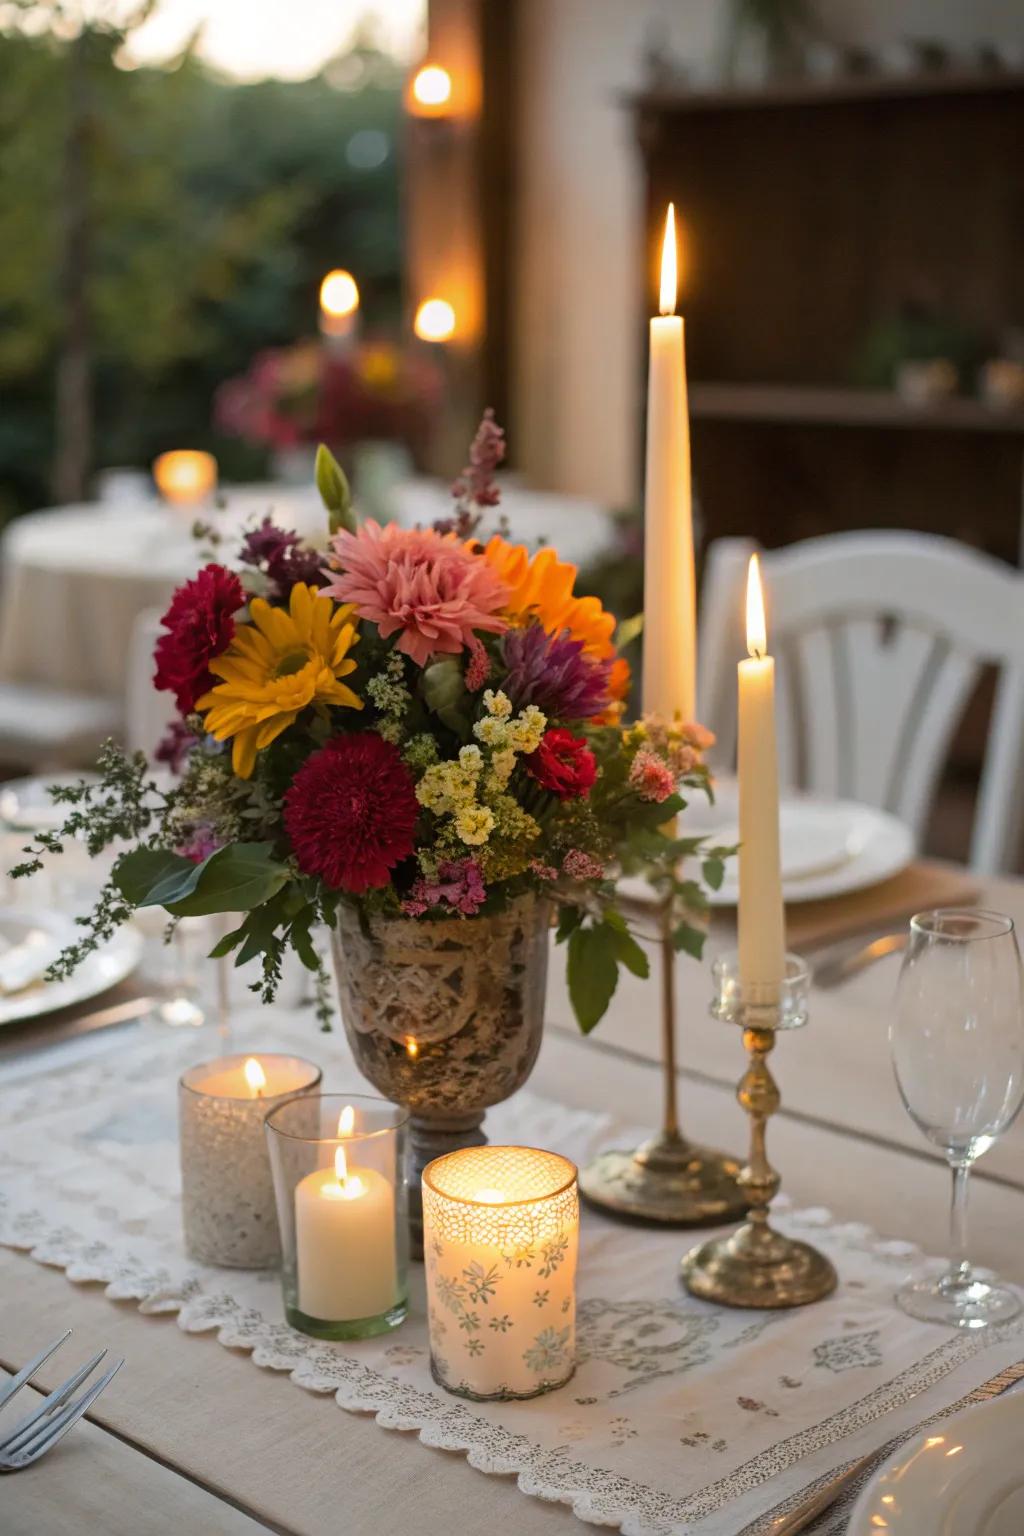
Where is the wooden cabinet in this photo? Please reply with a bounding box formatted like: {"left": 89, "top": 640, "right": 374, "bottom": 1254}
{"left": 632, "top": 71, "right": 1024, "bottom": 566}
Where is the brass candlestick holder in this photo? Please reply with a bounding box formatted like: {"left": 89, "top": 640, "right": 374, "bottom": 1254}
{"left": 579, "top": 894, "right": 746, "bottom": 1226}
{"left": 681, "top": 952, "right": 837, "bottom": 1308}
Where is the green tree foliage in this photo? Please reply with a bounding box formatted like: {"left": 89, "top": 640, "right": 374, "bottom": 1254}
{"left": 0, "top": 8, "right": 403, "bottom": 518}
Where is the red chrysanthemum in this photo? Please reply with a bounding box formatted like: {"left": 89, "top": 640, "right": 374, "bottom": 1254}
{"left": 283, "top": 734, "right": 419, "bottom": 894}
{"left": 525, "top": 728, "right": 597, "bottom": 801}
{"left": 153, "top": 564, "right": 246, "bottom": 714}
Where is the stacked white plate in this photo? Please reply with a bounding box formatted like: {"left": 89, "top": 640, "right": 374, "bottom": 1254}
{"left": 682, "top": 777, "right": 915, "bottom": 905}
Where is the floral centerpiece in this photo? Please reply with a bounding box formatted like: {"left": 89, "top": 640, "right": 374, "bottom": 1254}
{"left": 214, "top": 338, "right": 442, "bottom": 467}
{"left": 15, "top": 414, "right": 727, "bottom": 1208}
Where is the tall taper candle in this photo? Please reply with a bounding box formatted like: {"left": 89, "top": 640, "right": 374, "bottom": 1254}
{"left": 642, "top": 203, "right": 696, "bottom": 722}
{"left": 737, "top": 554, "right": 785, "bottom": 1002}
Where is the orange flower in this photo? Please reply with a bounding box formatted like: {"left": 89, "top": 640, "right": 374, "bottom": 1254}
{"left": 481, "top": 535, "right": 631, "bottom": 721}
{"left": 480, "top": 536, "right": 616, "bottom": 659}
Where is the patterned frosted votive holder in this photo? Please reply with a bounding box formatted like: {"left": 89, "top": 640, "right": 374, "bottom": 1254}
{"left": 265, "top": 1094, "right": 409, "bottom": 1340}
{"left": 423, "top": 1145, "right": 579, "bottom": 1401}
{"left": 179, "top": 1053, "right": 321, "bottom": 1269}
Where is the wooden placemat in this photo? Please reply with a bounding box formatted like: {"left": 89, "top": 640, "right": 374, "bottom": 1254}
{"left": 782, "top": 859, "right": 981, "bottom": 953}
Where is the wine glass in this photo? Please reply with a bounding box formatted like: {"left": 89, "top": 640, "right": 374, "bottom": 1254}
{"left": 890, "top": 908, "right": 1024, "bottom": 1328}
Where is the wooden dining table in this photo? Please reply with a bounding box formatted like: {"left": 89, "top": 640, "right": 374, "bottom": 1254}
{"left": 3, "top": 865, "right": 1023, "bottom": 1536}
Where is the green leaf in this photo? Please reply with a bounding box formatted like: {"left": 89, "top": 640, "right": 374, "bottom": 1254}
{"left": 614, "top": 611, "right": 644, "bottom": 649}
{"left": 422, "top": 656, "right": 470, "bottom": 738}
{"left": 567, "top": 924, "right": 619, "bottom": 1033}
{"left": 315, "top": 444, "right": 355, "bottom": 534}
{"left": 208, "top": 924, "right": 246, "bottom": 959}
{"left": 672, "top": 921, "right": 706, "bottom": 960}
{"left": 609, "top": 923, "right": 650, "bottom": 980}
{"left": 702, "top": 857, "right": 725, "bottom": 891}
{"left": 113, "top": 848, "right": 204, "bottom": 909}
{"left": 166, "top": 842, "right": 291, "bottom": 917}
{"left": 555, "top": 905, "right": 584, "bottom": 943}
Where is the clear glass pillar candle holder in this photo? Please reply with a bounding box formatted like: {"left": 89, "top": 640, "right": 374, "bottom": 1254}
{"left": 423, "top": 1146, "right": 579, "bottom": 1401}
{"left": 178, "top": 1054, "right": 321, "bottom": 1269}
{"left": 265, "top": 1094, "right": 409, "bottom": 1340}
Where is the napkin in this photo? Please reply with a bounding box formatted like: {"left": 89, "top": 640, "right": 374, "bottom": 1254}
{"left": 781, "top": 859, "right": 981, "bottom": 953}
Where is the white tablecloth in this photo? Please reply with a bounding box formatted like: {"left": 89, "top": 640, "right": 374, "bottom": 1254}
{"left": 3, "top": 1001, "right": 1022, "bottom": 1536}
{"left": 0, "top": 488, "right": 323, "bottom": 700}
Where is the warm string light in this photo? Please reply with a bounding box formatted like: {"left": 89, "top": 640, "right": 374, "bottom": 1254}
{"left": 659, "top": 203, "right": 678, "bottom": 318}
{"left": 411, "top": 64, "right": 452, "bottom": 112}
{"left": 745, "top": 553, "right": 767, "bottom": 661}
{"left": 414, "top": 297, "right": 456, "bottom": 342}
{"left": 244, "top": 1057, "right": 266, "bottom": 1098}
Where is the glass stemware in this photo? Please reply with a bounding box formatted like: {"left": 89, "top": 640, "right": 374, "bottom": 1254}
{"left": 890, "top": 908, "right": 1024, "bottom": 1328}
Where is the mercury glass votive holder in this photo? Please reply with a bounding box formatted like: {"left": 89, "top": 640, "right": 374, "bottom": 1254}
{"left": 265, "top": 1094, "right": 409, "bottom": 1340}
{"left": 178, "top": 1053, "right": 321, "bottom": 1269}
{"left": 422, "top": 1146, "right": 579, "bottom": 1401}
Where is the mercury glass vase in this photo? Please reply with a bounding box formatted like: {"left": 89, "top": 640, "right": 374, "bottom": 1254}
{"left": 332, "top": 894, "right": 551, "bottom": 1251}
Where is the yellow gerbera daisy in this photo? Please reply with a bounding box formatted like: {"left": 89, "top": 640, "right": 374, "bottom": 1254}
{"left": 197, "top": 582, "right": 362, "bottom": 778}
{"left": 480, "top": 535, "right": 616, "bottom": 659}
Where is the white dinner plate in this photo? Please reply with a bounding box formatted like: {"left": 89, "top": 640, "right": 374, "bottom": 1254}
{"left": 848, "top": 1390, "right": 1024, "bottom": 1536}
{"left": 683, "top": 778, "right": 915, "bottom": 904}
{"left": 0, "top": 908, "right": 142, "bottom": 1027}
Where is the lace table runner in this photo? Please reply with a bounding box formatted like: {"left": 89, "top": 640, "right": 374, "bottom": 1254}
{"left": 2, "top": 1012, "right": 1022, "bottom": 1536}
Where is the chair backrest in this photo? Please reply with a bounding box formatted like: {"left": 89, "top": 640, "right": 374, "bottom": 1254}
{"left": 125, "top": 607, "right": 175, "bottom": 762}
{"left": 698, "top": 532, "right": 1024, "bottom": 874}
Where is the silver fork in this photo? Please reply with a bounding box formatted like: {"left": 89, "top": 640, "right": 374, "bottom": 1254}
{"left": 0, "top": 1330, "right": 124, "bottom": 1472}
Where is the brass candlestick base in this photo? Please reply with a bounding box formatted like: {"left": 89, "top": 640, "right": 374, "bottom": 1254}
{"left": 580, "top": 900, "right": 745, "bottom": 1227}
{"left": 681, "top": 954, "right": 837, "bottom": 1309}
{"left": 580, "top": 1131, "right": 745, "bottom": 1226}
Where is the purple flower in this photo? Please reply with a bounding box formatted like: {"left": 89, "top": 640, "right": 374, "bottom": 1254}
{"left": 401, "top": 859, "right": 487, "bottom": 917}
{"left": 434, "top": 409, "right": 506, "bottom": 537}
{"left": 178, "top": 821, "right": 224, "bottom": 864}
{"left": 239, "top": 518, "right": 326, "bottom": 600}
{"left": 501, "top": 624, "right": 612, "bottom": 720}
{"left": 154, "top": 719, "right": 199, "bottom": 775}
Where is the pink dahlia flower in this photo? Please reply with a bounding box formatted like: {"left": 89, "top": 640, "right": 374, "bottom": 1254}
{"left": 629, "top": 747, "right": 677, "bottom": 803}
{"left": 322, "top": 520, "right": 509, "bottom": 667}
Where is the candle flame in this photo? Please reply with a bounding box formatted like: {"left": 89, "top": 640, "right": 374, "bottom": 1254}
{"left": 335, "top": 1144, "right": 349, "bottom": 1185}
{"left": 658, "top": 203, "right": 677, "bottom": 317}
{"left": 244, "top": 1057, "right": 266, "bottom": 1096}
{"left": 319, "top": 269, "right": 359, "bottom": 319}
{"left": 746, "top": 554, "right": 767, "bottom": 660}
{"left": 405, "top": 1036, "right": 419, "bottom": 1058}
{"left": 338, "top": 1104, "right": 355, "bottom": 1137}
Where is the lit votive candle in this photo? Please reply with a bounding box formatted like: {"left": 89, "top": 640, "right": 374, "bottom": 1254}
{"left": 153, "top": 449, "right": 218, "bottom": 507}
{"left": 178, "top": 1053, "right": 321, "bottom": 1269}
{"left": 423, "top": 1146, "right": 579, "bottom": 1400}
{"left": 265, "top": 1094, "right": 408, "bottom": 1339}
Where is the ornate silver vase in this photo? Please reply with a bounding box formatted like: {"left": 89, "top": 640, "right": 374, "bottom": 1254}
{"left": 332, "top": 894, "right": 551, "bottom": 1252}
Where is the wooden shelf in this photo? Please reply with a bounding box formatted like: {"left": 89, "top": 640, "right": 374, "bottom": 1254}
{"left": 689, "top": 383, "right": 1024, "bottom": 435}
{"left": 629, "top": 66, "right": 1024, "bottom": 117}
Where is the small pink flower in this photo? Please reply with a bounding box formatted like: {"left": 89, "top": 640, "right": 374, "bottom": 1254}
{"left": 561, "top": 849, "right": 605, "bottom": 881}
{"left": 629, "top": 748, "right": 677, "bottom": 803}
{"left": 465, "top": 635, "right": 490, "bottom": 691}
{"left": 681, "top": 721, "right": 715, "bottom": 752}
{"left": 322, "top": 521, "right": 508, "bottom": 668}
{"left": 529, "top": 860, "right": 558, "bottom": 882}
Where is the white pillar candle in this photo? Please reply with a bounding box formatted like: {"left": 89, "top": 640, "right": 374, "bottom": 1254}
{"left": 642, "top": 203, "right": 697, "bottom": 724}
{"left": 178, "top": 1054, "right": 321, "bottom": 1269}
{"left": 737, "top": 554, "right": 785, "bottom": 1003}
{"left": 423, "top": 1146, "right": 579, "bottom": 1401}
{"left": 296, "top": 1144, "right": 398, "bottom": 1322}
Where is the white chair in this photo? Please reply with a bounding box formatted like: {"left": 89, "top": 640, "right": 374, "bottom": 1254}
{"left": 698, "top": 532, "right": 1024, "bottom": 875}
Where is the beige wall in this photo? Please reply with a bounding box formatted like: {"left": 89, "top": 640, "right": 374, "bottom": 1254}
{"left": 514, "top": 0, "right": 1024, "bottom": 505}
